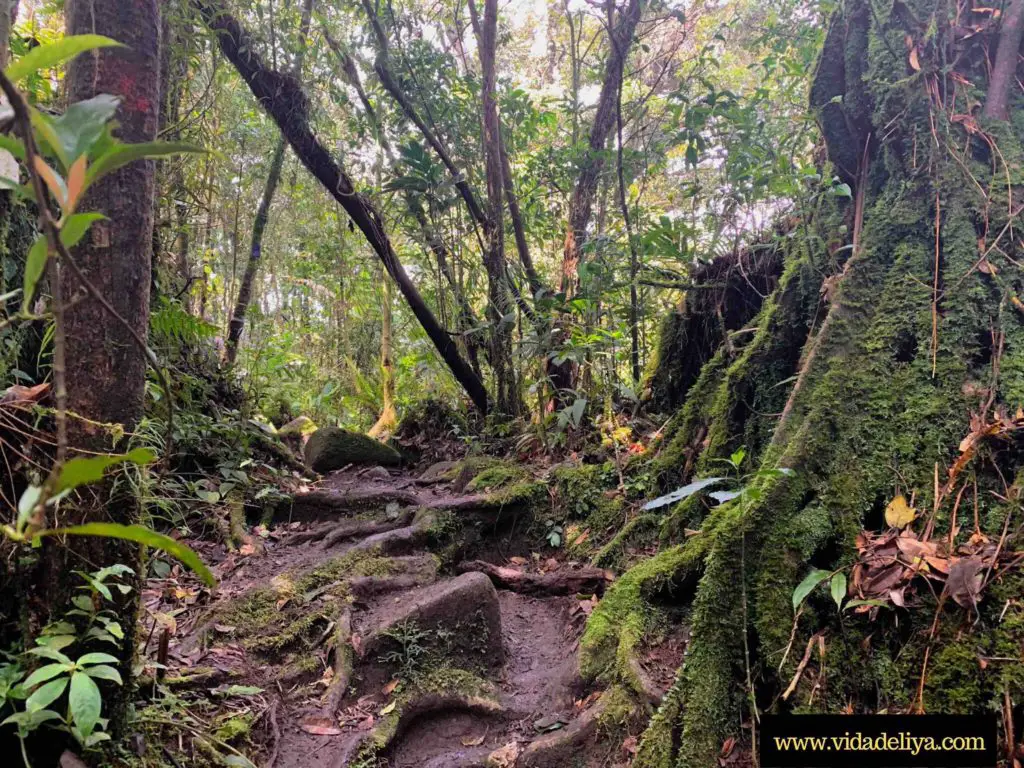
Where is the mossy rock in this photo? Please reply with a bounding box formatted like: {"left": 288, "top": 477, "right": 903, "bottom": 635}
{"left": 304, "top": 426, "right": 401, "bottom": 472}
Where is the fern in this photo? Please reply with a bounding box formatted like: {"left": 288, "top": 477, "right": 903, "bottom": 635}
{"left": 150, "top": 299, "right": 217, "bottom": 346}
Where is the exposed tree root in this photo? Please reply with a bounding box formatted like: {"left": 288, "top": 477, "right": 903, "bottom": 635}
{"left": 321, "top": 511, "right": 415, "bottom": 549}
{"left": 321, "top": 608, "right": 353, "bottom": 716}
{"left": 519, "top": 694, "right": 607, "bottom": 767}
{"left": 456, "top": 560, "right": 610, "bottom": 596}
{"left": 348, "top": 574, "right": 428, "bottom": 600}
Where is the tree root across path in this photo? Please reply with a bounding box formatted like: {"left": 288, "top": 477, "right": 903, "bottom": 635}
{"left": 457, "top": 560, "right": 612, "bottom": 596}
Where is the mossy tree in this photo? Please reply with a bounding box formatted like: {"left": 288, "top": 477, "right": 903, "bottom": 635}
{"left": 587, "top": 1, "right": 1024, "bottom": 765}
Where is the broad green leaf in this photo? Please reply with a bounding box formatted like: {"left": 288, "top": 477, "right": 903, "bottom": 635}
{"left": 69, "top": 671, "right": 101, "bottom": 737}
{"left": 49, "top": 95, "right": 120, "bottom": 166}
{"left": 36, "top": 634, "right": 75, "bottom": 651}
{"left": 21, "top": 235, "right": 47, "bottom": 314}
{"left": 0, "top": 133, "right": 26, "bottom": 162}
{"left": 84, "top": 665, "right": 122, "bottom": 685}
{"left": 30, "top": 110, "right": 69, "bottom": 170}
{"left": 830, "top": 572, "right": 847, "bottom": 610}
{"left": 792, "top": 568, "right": 831, "bottom": 611}
{"left": 26, "top": 676, "right": 67, "bottom": 712}
{"left": 35, "top": 523, "right": 215, "bottom": 586}
{"left": 26, "top": 647, "right": 73, "bottom": 665}
{"left": 60, "top": 212, "right": 106, "bottom": 249}
{"left": 55, "top": 447, "right": 156, "bottom": 492}
{"left": 642, "top": 477, "right": 726, "bottom": 511}
{"left": 6, "top": 35, "right": 122, "bottom": 83}
{"left": 844, "top": 598, "right": 889, "bottom": 612}
{"left": 76, "top": 652, "right": 119, "bottom": 667}
{"left": 23, "top": 663, "right": 69, "bottom": 690}
{"left": 86, "top": 141, "right": 206, "bottom": 187}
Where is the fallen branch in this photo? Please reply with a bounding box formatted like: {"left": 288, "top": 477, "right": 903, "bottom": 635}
{"left": 456, "top": 560, "right": 611, "bottom": 596}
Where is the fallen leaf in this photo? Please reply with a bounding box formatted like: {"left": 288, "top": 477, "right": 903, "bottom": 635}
{"left": 508, "top": 556, "right": 528, "bottom": 565}
{"left": 622, "top": 735, "right": 638, "bottom": 756}
{"left": 909, "top": 46, "right": 921, "bottom": 71}
{"left": 486, "top": 742, "right": 520, "bottom": 768}
{"left": 382, "top": 679, "right": 399, "bottom": 695}
{"left": 885, "top": 494, "right": 916, "bottom": 529}
{"left": 358, "top": 714, "right": 375, "bottom": 730}
{"left": 299, "top": 716, "right": 342, "bottom": 736}
{"left": 380, "top": 700, "right": 397, "bottom": 715}
{"left": 946, "top": 557, "right": 985, "bottom": 609}
{"left": 461, "top": 733, "right": 487, "bottom": 746}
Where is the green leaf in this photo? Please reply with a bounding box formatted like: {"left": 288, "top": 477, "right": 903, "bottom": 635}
{"left": 60, "top": 213, "right": 106, "bottom": 249}
{"left": 23, "top": 663, "right": 69, "bottom": 690}
{"left": 21, "top": 235, "right": 48, "bottom": 314}
{"left": 26, "top": 677, "right": 67, "bottom": 712}
{"left": 50, "top": 95, "right": 120, "bottom": 165}
{"left": 35, "top": 523, "right": 215, "bottom": 586}
{"left": 76, "top": 652, "right": 119, "bottom": 667}
{"left": 36, "top": 634, "right": 75, "bottom": 651}
{"left": 86, "top": 141, "right": 206, "bottom": 188}
{"left": 792, "top": 568, "right": 831, "bottom": 611}
{"left": 26, "top": 647, "right": 73, "bottom": 665}
{"left": 830, "top": 572, "right": 847, "bottom": 610}
{"left": 844, "top": 599, "right": 889, "bottom": 612}
{"left": 30, "top": 109, "right": 69, "bottom": 170}
{"left": 55, "top": 447, "right": 156, "bottom": 492}
{"left": 68, "top": 671, "right": 101, "bottom": 737}
{"left": 6, "top": 35, "right": 122, "bottom": 83}
{"left": 0, "top": 133, "right": 26, "bottom": 163}
{"left": 16, "top": 484, "right": 42, "bottom": 531}
{"left": 83, "top": 665, "right": 122, "bottom": 685}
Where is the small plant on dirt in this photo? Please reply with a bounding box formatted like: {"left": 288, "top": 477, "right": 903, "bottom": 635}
{"left": 2, "top": 566, "right": 134, "bottom": 761}
{"left": 545, "top": 519, "right": 564, "bottom": 548}
{"left": 378, "top": 621, "right": 431, "bottom": 678}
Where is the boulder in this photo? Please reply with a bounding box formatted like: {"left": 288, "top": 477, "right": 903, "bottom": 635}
{"left": 303, "top": 426, "right": 401, "bottom": 472}
{"left": 277, "top": 415, "right": 316, "bottom": 437}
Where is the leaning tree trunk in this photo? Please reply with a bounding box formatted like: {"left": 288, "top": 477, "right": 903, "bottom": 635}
{"left": 33, "top": 0, "right": 160, "bottom": 738}
{"left": 583, "top": 2, "right": 1024, "bottom": 766}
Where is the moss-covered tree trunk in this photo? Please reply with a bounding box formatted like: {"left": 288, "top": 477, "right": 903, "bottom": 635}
{"left": 585, "top": 2, "right": 1024, "bottom": 765}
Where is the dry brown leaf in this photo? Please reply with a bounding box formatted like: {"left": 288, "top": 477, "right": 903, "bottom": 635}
{"left": 909, "top": 46, "right": 921, "bottom": 71}
{"left": 946, "top": 557, "right": 985, "bottom": 609}
{"left": 885, "top": 494, "right": 916, "bottom": 529}
{"left": 486, "top": 742, "right": 520, "bottom": 768}
{"left": 461, "top": 733, "right": 487, "bottom": 746}
{"left": 299, "top": 716, "right": 342, "bottom": 736}
{"left": 508, "top": 556, "right": 528, "bottom": 565}
{"left": 382, "top": 678, "right": 399, "bottom": 695}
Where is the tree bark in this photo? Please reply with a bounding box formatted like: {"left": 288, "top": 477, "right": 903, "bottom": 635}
{"left": 983, "top": 0, "right": 1024, "bottom": 121}
{"left": 194, "top": 0, "right": 489, "bottom": 414}
{"left": 225, "top": 0, "right": 314, "bottom": 363}
{"left": 368, "top": 270, "right": 397, "bottom": 437}
{"left": 39, "top": 0, "right": 161, "bottom": 737}
{"left": 470, "top": 0, "right": 522, "bottom": 417}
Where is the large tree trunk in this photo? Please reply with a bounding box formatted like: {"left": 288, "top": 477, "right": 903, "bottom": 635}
{"left": 584, "top": 3, "right": 1024, "bottom": 766}
{"left": 36, "top": 0, "right": 160, "bottom": 737}
{"left": 194, "top": 0, "right": 489, "bottom": 414}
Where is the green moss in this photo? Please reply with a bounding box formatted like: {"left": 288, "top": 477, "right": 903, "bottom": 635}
{"left": 351, "top": 666, "right": 499, "bottom": 766}
{"left": 466, "top": 462, "right": 530, "bottom": 491}
{"left": 213, "top": 713, "right": 253, "bottom": 743}
{"left": 580, "top": 543, "right": 701, "bottom": 689}
{"left": 304, "top": 426, "right": 401, "bottom": 472}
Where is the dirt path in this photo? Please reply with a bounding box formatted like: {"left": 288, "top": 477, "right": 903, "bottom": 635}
{"left": 153, "top": 464, "right": 623, "bottom": 768}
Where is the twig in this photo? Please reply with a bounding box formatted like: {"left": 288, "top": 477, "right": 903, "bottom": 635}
{"left": 782, "top": 633, "right": 819, "bottom": 701}
{"left": 265, "top": 698, "right": 281, "bottom": 768}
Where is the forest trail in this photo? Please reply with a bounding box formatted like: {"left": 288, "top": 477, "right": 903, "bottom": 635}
{"left": 150, "top": 462, "right": 663, "bottom": 768}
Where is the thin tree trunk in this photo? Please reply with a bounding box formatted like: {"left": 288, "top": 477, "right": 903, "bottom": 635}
{"left": 983, "top": 0, "right": 1024, "bottom": 121}
{"left": 195, "top": 0, "right": 489, "bottom": 413}
{"left": 225, "top": 0, "right": 314, "bottom": 363}
{"left": 368, "top": 272, "right": 397, "bottom": 437}
{"left": 470, "top": 0, "right": 521, "bottom": 417}
{"left": 44, "top": 0, "right": 160, "bottom": 736}
{"left": 616, "top": 47, "right": 640, "bottom": 383}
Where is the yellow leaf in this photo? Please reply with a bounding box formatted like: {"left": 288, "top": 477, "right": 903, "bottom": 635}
{"left": 380, "top": 700, "right": 396, "bottom": 715}
{"left": 65, "top": 154, "right": 86, "bottom": 212}
{"left": 909, "top": 47, "right": 921, "bottom": 71}
{"left": 885, "top": 494, "right": 916, "bottom": 529}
